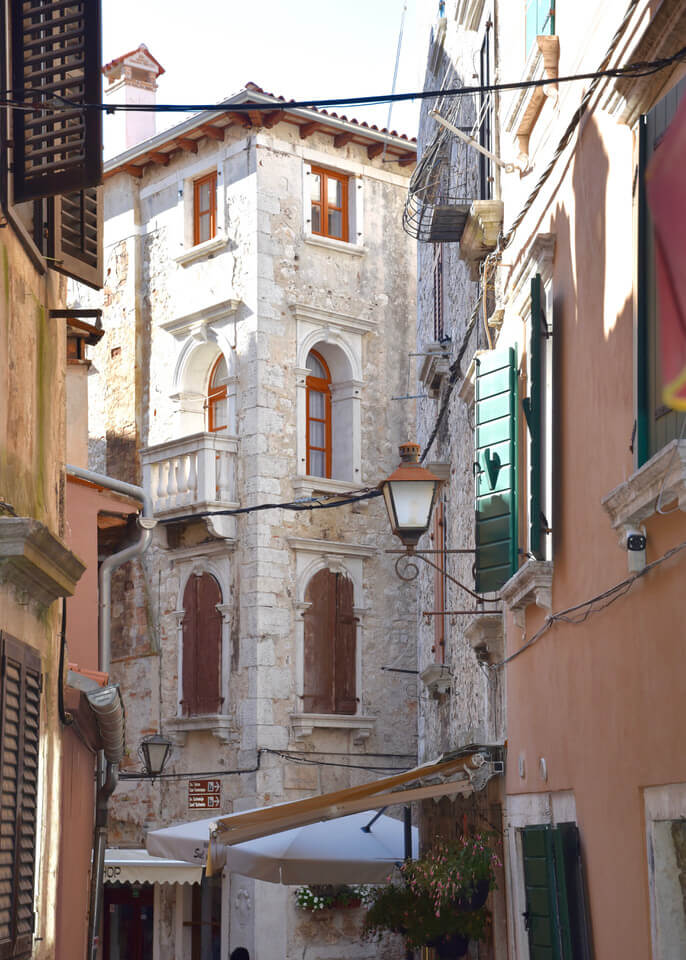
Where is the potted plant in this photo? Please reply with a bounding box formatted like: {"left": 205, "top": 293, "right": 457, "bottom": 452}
{"left": 362, "top": 834, "right": 499, "bottom": 956}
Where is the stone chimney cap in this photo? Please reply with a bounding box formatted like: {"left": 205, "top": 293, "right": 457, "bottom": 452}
{"left": 102, "top": 43, "right": 165, "bottom": 79}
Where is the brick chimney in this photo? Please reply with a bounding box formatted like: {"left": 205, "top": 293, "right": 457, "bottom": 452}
{"left": 102, "top": 44, "right": 165, "bottom": 157}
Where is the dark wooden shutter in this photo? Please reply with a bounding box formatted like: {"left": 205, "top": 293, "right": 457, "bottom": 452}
{"left": 522, "top": 823, "right": 592, "bottom": 960}
{"left": 10, "top": 0, "right": 102, "bottom": 203}
{"left": 49, "top": 186, "right": 103, "bottom": 289}
{"left": 523, "top": 274, "right": 544, "bottom": 560}
{"left": 303, "top": 569, "right": 336, "bottom": 713}
{"left": 0, "top": 632, "right": 41, "bottom": 960}
{"left": 304, "top": 570, "right": 356, "bottom": 715}
{"left": 334, "top": 574, "right": 356, "bottom": 714}
{"left": 182, "top": 574, "right": 223, "bottom": 717}
{"left": 474, "top": 347, "right": 518, "bottom": 592}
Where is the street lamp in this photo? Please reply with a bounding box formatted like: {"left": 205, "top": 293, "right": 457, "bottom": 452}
{"left": 139, "top": 734, "right": 172, "bottom": 778}
{"left": 379, "top": 442, "right": 443, "bottom": 550}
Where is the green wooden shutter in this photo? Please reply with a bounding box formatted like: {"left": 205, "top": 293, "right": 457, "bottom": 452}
{"left": 523, "top": 274, "right": 543, "bottom": 560}
{"left": 475, "top": 347, "right": 518, "bottom": 593}
{"left": 522, "top": 824, "right": 592, "bottom": 960}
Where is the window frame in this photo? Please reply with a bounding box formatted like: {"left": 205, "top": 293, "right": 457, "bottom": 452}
{"left": 193, "top": 171, "right": 217, "bottom": 247}
{"left": 207, "top": 354, "right": 228, "bottom": 433}
{"left": 180, "top": 573, "right": 223, "bottom": 717}
{"left": 433, "top": 245, "right": 444, "bottom": 342}
{"left": 525, "top": 0, "right": 555, "bottom": 56}
{"left": 310, "top": 166, "right": 349, "bottom": 243}
{"left": 302, "top": 568, "right": 357, "bottom": 716}
{"left": 306, "top": 350, "right": 333, "bottom": 478}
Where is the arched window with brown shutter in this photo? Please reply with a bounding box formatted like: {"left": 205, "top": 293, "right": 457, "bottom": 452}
{"left": 303, "top": 569, "right": 357, "bottom": 715}
{"left": 182, "top": 574, "right": 223, "bottom": 717}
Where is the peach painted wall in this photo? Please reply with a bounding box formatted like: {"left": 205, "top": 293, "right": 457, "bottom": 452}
{"left": 65, "top": 477, "right": 136, "bottom": 671}
{"left": 502, "top": 101, "right": 686, "bottom": 958}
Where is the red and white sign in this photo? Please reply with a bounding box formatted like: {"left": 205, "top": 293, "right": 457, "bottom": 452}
{"left": 188, "top": 778, "right": 221, "bottom": 809}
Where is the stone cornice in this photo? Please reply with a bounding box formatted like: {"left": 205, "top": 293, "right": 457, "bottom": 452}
{"left": 287, "top": 537, "right": 377, "bottom": 558}
{"left": 290, "top": 302, "right": 376, "bottom": 336}
{"left": 0, "top": 518, "right": 86, "bottom": 608}
{"left": 500, "top": 560, "right": 553, "bottom": 627}
{"left": 290, "top": 713, "right": 376, "bottom": 745}
{"left": 161, "top": 299, "right": 241, "bottom": 339}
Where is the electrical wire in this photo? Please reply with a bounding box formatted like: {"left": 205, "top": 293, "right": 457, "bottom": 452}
{"left": 489, "top": 536, "right": 686, "bottom": 671}
{"left": 1, "top": 46, "right": 684, "bottom": 117}
{"left": 156, "top": 487, "right": 381, "bottom": 525}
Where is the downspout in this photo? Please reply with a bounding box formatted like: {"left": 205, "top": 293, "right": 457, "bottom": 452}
{"left": 66, "top": 464, "right": 155, "bottom": 960}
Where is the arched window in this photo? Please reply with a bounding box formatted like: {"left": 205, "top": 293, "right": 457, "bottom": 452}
{"left": 207, "top": 355, "right": 230, "bottom": 432}
{"left": 181, "top": 573, "right": 222, "bottom": 716}
{"left": 303, "top": 569, "right": 356, "bottom": 715}
{"left": 306, "top": 350, "right": 331, "bottom": 477}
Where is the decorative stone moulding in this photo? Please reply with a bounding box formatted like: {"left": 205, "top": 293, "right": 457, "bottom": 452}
{"left": 419, "top": 663, "right": 452, "bottom": 696}
{"left": 165, "top": 714, "right": 236, "bottom": 745}
{"left": 464, "top": 613, "right": 504, "bottom": 663}
{"left": 291, "top": 476, "right": 364, "bottom": 500}
{"left": 458, "top": 200, "right": 504, "bottom": 281}
{"left": 512, "top": 36, "right": 560, "bottom": 165}
{"left": 0, "top": 518, "right": 86, "bottom": 608}
{"left": 418, "top": 341, "right": 452, "bottom": 398}
{"left": 601, "top": 440, "right": 686, "bottom": 543}
{"left": 500, "top": 560, "right": 553, "bottom": 628}
{"left": 289, "top": 713, "right": 376, "bottom": 745}
{"left": 173, "top": 234, "right": 229, "bottom": 267}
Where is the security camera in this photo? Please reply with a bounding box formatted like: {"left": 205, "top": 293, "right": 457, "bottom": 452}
{"left": 626, "top": 527, "right": 646, "bottom": 573}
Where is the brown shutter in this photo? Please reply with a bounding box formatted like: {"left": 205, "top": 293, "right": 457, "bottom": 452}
{"left": 48, "top": 186, "right": 103, "bottom": 289}
{"left": 10, "top": 0, "right": 102, "bottom": 203}
{"left": 334, "top": 574, "right": 356, "bottom": 715}
{"left": 303, "top": 570, "right": 336, "bottom": 713}
{"left": 0, "top": 633, "right": 41, "bottom": 960}
{"left": 182, "top": 575, "right": 222, "bottom": 717}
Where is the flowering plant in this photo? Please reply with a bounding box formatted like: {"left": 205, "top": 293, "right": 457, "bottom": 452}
{"left": 362, "top": 834, "right": 499, "bottom": 951}
{"left": 294, "top": 884, "right": 370, "bottom": 912}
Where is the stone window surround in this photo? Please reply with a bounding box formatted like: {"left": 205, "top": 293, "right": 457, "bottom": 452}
{"left": 504, "top": 790, "right": 577, "bottom": 958}
{"left": 165, "top": 544, "right": 236, "bottom": 744}
{"left": 175, "top": 158, "right": 228, "bottom": 264}
{"left": 302, "top": 156, "right": 365, "bottom": 251}
{"left": 288, "top": 537, "right": 377, "bottom": 742}
{"left": 504, "top": 35, "right": 560, "bottom": 167}
{"left": 291, "top": 303, "right": 375, "bottom": 496}
{"left": 643, "top": 781, "right": 686, "bottom": 959}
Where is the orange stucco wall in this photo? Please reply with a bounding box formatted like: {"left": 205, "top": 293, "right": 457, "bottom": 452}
{"left": 503, "top": 106, "right": 686, "bottom": 958}
{"left": 65, "top": 477, "right": 136, "bottom": 671}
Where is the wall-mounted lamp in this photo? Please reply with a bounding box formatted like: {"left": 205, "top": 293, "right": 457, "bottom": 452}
{"left": 139, "top": 733, "right": 173, "bottom": 778}
{"left": 379, "top": 442, "right": 443, "bottom": 551}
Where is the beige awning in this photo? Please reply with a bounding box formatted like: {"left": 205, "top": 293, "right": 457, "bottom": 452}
{"left": 214, "top": 751, "right": 489, "bottom": 846}
{"left": 104, "top": 849, "right": 202, "bottom": 885}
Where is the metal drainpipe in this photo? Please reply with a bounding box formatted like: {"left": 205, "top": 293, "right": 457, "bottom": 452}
{"left": 66, "top": 464, "right": 155, "bottom": 960}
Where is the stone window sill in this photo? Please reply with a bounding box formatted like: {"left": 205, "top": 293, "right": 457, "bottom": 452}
{"left": 464, "top": 612, "right": 503, "bottom": 663}
{"left": 419, "top": 664, "right": 451, "bottom": 696}
{"left": 290, "top": 713, "right": 376, "bottom": 745}
{"left": 0, "top": 517, "right": 85, "bottom": 608}
{"left": 458, "top": 201, "right": 504, "bottom": 280}
{"left": 292, "top": 476, "right": 364, "bottom": 499}
{"left": 173, "top": 234, "right": 229, "bottom": 267}
{"left": 601, "top": 440, "right": 686, "bottom": 539}
{"left": 500, "top": 560, "right": 553, "bottom": 627}
{"left": 418, "top": 342, "right": 451, "bottom": 398}
{"left": 303, "top": 234, "right": 366, "bottom": 257}
{"left": 165, "top": 714, "right": 236, "bottom": 745}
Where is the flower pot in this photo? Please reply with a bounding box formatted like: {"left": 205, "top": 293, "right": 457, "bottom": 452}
{"left": 455, "top": 877, "right": 490, "bottom": 911}
{"left": 427, "top": 933, "right": 470, "bottom": 958}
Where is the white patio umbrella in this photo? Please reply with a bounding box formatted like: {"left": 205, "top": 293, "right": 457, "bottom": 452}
{"left": 146, "top": 811, "right": 418, "bottom": 884}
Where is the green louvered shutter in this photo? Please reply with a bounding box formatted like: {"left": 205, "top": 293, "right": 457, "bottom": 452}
{"left": 475, "top": 347, "right": 518, "bottom": 593}
{"left": 523, "top": 274, "right": 543, "bottom": 560}
{"left": 522, "top": 824, "right": 592, "bottom": 960}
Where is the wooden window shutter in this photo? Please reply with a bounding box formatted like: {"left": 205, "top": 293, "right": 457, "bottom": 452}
{"left": 303, "top": 570, "right": 336, "bottom": 714}
{"left": 522, "top": 823, "right": 593, "bottom": 960}
{"left": 0, "top": 632, "right": 41, "bottom": 960}
{"left": 523, "top": 274, "right": 544, "bottom": 560}
{"left": 182, "top": 575, "right": 223, "bottom": 717}
{"left": 333, "top": 574, "right": 356, "bottom": 714}
{"left": 474, "top": 347, "right": 518, "bottom": 593}
{"left": 10, "top": 0, "right": 102, "bottom": 203}
{"left": 48, "top": 186, "right": 103, "bottom": 289}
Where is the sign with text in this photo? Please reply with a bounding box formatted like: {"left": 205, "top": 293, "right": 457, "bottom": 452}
{"left": 188, "top": 778, "right": 221, "bottom": 809}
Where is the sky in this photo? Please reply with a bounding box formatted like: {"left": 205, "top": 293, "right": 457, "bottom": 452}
{"left": 102, "top": 0, "right": 434, "bottom": 141}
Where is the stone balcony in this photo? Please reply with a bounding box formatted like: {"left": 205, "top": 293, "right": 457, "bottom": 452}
{"left": 141, "top": 432, "right": 239, "bottom": 520}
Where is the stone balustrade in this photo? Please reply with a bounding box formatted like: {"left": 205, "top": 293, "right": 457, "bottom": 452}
{"left": 141, "top": 432, "right": 239, "bottom": 518}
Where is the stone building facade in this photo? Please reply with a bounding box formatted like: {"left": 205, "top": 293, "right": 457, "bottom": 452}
{"left": 72, "top": 78, "right": 419, "bottom": 959}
